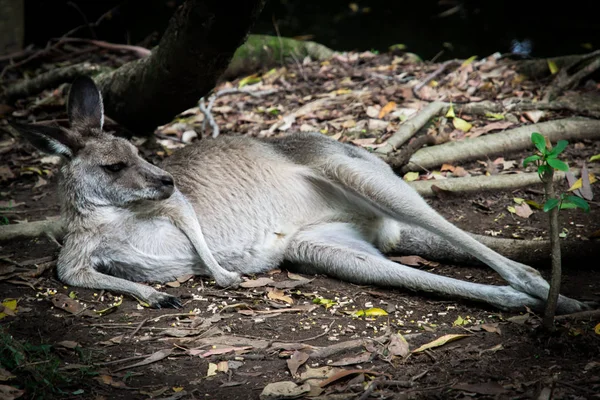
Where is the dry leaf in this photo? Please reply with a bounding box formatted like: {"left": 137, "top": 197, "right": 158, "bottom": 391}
{"left": 480, "top": 323, "right": 501, "bottom": 335}
{"left": 95, "top": 375, "right": 129, "bottom": 388}
{"left": 319, "top": 369, "right": 381, "bottom": 388}
{"left": 329, "top": 352, "right": 371, "bottom": 366}
{"left": 440, "top": 164, "right": 455, "bottom": 172}
{"left": 260, "top": 381, "right": 311, "bottom": 400}
{"left": 114, "top": 349, "right": 173, "bottom": 372}
{"left": 366, "top": 106, "right": 380, "bottom": 118}
{"left": 207, "top": 363, "right": 218, "bottom": 377}
{"left": 51, "top": 294, "right": 96, "bottom": 317}
{"left": 217, "top": 361, "right": 229, "bottom": 373}
{"left": 240, "top": 277, "right": 274, "bottom": 288}
{"left": 56, "top": 341, "right": 79, "bottom": 349}
{"left": 523, "top": 110, "right": 545, "bottom": 123}
{"left": 267, "top": 288, "right": 294, "bottom": 304}
{"left": 452, "top": 117, "right": 472, "bottom": 132}
{"left": 0, "top": 299, "right": 17, "bottom": 320}
{"left": 287, "top": 351, "right": 310, "bottom": 376}
{"left": 403, "top": 172, "right": 419, "bottom": 182}
{"left": 514, "top": 203, "right": 533, "bottom": 219}
{"left": 452, "top": 382, "right": 507, "bottom": 395}
{"left": 0, "top": 385, "right": 23, "bottom": 400}
{"left": 378, "top": 101, "right": 397, "bottom": 119}
{"left": 389, "top": 255, "right": 438, "bottom": 267}
{"left": 412, "top": 334, "right": 469, "bottom": 353}
{"left": 388, "top": 333, "right": 410, "bottom": 358}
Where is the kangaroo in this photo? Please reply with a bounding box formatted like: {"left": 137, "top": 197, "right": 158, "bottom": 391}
{"left": 10, "top": 77, "right": 591, "bottom": 313}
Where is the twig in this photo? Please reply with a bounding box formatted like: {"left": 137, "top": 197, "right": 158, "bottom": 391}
{"left": 297, "top": 321, "right": 335, "bottom": 342}
{"left": 0, "top": 44, "right": 34, "bottom": 63}
{"left": 198, "top": 88, "right": 279, "bottom": 138}
{"left": 555, "top": 309, "right": 600, "bottom": 321}
{"left": 359, "top": 379, "right": 413, "bottom": 400}
{"left": 57, "top": 38, "right": 151, "bottom": 59}
{"left": 122, "top": 318, "right": 148, "bottom": 343}
{"left": 544, "top": 52, "right": 600, "bottom": 101}
{"left": 412, "top": 60, "right": 460, "bottom": 100}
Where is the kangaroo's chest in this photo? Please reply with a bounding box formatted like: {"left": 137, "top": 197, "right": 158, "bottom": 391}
{"left": 94, "top": 213, "right": 297, "bottom": 282}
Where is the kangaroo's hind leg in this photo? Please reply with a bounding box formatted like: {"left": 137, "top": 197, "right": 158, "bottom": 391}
{"left": 285, "top": 222, "right": 546, "bottom": 311}
{"left": 317, "top": 150, "right": 588, "bottom": 314}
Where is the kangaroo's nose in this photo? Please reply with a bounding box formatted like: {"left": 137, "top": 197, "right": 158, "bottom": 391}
{"left": 160, "top": 174, "right": 174, "bottom": 187}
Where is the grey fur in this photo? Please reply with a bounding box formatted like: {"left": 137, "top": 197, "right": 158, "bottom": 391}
{"left": 12, "top": 77, "right": 590, "bottom": 312}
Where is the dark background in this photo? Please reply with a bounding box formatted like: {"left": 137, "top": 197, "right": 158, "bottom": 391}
{"left": 22, "top": 0, "right": 600, "bottom": 60}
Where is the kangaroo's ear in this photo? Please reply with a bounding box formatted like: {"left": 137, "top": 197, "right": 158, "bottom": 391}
{"left": 9, "top": 122, "right": 83, "bottom": 159}
{"left": 67, "top": 76, "right": 104, "bottom": 130}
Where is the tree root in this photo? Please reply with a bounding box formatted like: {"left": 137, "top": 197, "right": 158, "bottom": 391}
{"left": 0, "top": 219, "right": 64, "bottom": 242}
{"left": 4, "top": 63, "right": 111, "bottom": 100}
{"left": 409, "top": 167, "right": 598, "bottom": 197}
{"left": 543, "top": 51, "right": 600, "bottom": 102}
{"left": 404, "top": 117, "right": 600, "bottom": 172}
{"left": 375, "top": 101, "right": 446, "bottom": 156}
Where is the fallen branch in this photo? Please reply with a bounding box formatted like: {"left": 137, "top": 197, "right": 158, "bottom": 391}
{"left": 0, "top": 219, "right": 64, "bottom": 242}
{"left": 57, "top": 38, "right": 151, "bottom": 59}
{"left": 375, "top": 101, "right": 446, "bottom": 155}
{"left": 543, "top": 51, "right": 600, "bottom": 101}
{"left": 554, "top": 309, "right": 600, "bottom": 321}
{"left": 4, "top": 63, "right": 110, "bottom": 100}
{"left": 404, "top": 118, "right": 600, "bottom": 172}
{"left": 407, "top": 167, "right": 599, "bottom": 197}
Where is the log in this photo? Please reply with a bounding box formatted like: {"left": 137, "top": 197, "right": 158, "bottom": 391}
{"left": 405, "top": 118, "right": 600, "bottom": 171}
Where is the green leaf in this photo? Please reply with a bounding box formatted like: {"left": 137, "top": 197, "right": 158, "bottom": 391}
{"left": 547, "top": 158, "right": 569, "bottom": 171}
{"left": 590, "top": 154, "right": 600, "bottom": 162}
{"left": 549, "top": 140, "right": 568, "bottom": 157}
{"left": 445, "top": 104, "right": 456, "bottom": 118}
{"left": 543, "top": 198, "right": 560, "bottom": 212}
{"left": 531, "top": 132, "right": 546, "bottom": 153}
{"left": 564, "top": 195, "right": 590, "bottom": 212}
{"left": 523, "top": 155, "right": 541, "bottom": 167}
{"left": 560, "top": 201, "right": 578, "bottom": 210}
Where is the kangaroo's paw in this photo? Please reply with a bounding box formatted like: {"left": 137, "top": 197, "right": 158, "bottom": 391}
{"left": 213, "top": 270, "right": 243, "bottom": 288}
{"left": 148, "top": 292, "right": 183, "bottom": 309}
{"left": 555, "top": 295, "right": 594, "bottom": 315}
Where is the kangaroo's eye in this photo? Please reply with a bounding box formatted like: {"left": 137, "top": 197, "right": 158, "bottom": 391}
{"left": 102, "top": 162, "right": 127, "bottom": 173}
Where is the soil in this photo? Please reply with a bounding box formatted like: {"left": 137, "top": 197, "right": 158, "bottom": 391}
{"left": 1, "top": 48, "right": 600, "bottom": 400}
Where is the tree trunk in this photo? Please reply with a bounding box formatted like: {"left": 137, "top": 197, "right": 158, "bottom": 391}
{"left": 97, "top": 0, "right": 266, "bottom": 134}
{"left": 0, "top": 0, "right": 24, "bottom": 55}
{"left": 542, "top": 169, "right": 561, "bottom": 330}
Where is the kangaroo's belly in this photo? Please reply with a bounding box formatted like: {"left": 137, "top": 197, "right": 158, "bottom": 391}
{"left": 93, "top": 213, "right": 313, "bottom": 283}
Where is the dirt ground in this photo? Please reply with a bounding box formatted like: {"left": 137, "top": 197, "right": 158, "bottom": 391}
{"left": 1, "top": 48, "right": 600, "bottom": 400}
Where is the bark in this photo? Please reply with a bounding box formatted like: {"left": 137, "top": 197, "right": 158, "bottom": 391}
{"left": 404, "top": 118, "right": 600, "bottom": 172}
{"left": 96, "top": 0, "right": 266, "bottom": 134}
{"left": 408, "top": 167, "right": 599, "bottom": 198}
{"left": 0, "top": 0, "right": 24, "bottom": 54}
{"left": 542, "top": 169, "right": 561, "bottom": 330}
{"left": 4, "top": 63, "right": 110, "bottom": 100}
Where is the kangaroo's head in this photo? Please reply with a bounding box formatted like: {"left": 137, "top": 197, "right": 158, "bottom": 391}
{"left": 11, "top": 77, "right": 175, "bottom": 210}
